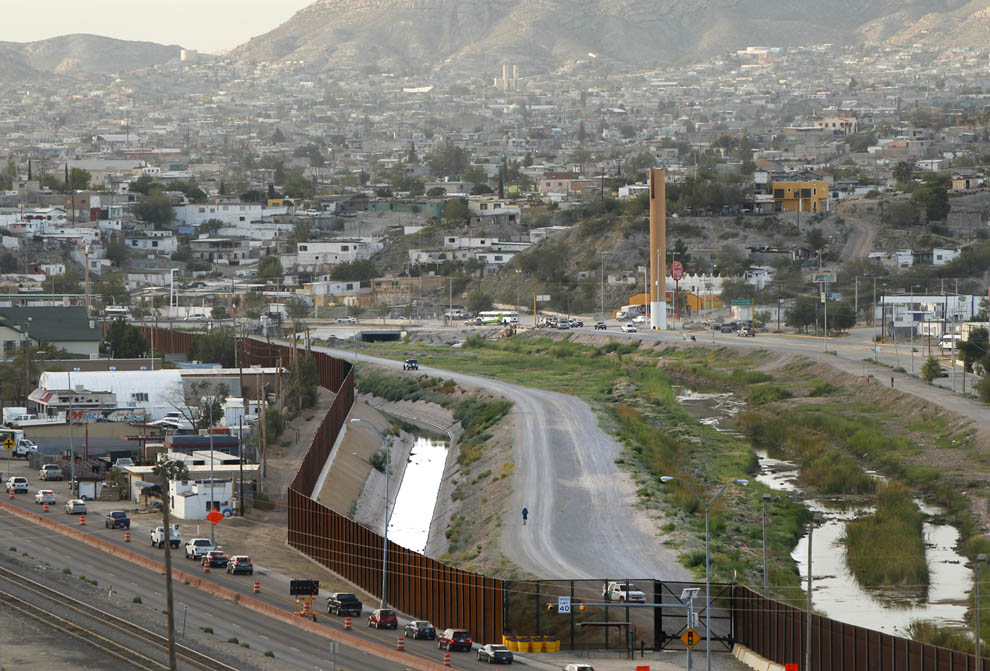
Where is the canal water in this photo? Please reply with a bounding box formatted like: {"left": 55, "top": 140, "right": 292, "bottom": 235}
{"left": 387, "top": 437, "right": 449, "bottom": 554}
{"left": 675, "top": 387, "right": 972, "bottom": 637}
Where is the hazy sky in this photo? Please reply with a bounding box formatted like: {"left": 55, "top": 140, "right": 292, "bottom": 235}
{"left": 1, "top": 1, "right": 314, "bottom": 52}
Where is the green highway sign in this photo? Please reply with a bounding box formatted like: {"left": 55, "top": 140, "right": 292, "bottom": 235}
{"left": 813, "top": 273, "right": 837, "bottom": 283}
{"left": 731, "top": 299, "right": 751, "bottom": 306}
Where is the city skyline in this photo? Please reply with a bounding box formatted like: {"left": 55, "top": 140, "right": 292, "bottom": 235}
{"left": 1, "top": 1, "right": 313, "bottom": 53}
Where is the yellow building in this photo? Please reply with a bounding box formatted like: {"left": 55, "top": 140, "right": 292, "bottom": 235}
{"left": 771, "top": 180, "right": 829, "bottom": 213}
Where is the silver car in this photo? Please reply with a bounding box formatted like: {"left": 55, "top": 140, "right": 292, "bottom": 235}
{"left": 65, "top": 499, "right": 87, "bottom": 514}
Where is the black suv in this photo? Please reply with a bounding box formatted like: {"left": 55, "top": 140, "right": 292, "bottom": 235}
{"left": 104, "top": 511, "right": 130, "bottom": 529}
{"left": 438, "top": 628, "right": 472, "bottom": 652}
{"left": 326, "top": 592, "right": 363, "bottom": 617}
{"left": 403, "top": 359, "right": 419, "bottom": 370}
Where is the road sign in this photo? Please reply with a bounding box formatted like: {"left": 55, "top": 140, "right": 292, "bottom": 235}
{"left": 785, "top": 665, "right": 799, "bottom": 671}
{"left": 681, "top": 628, "right": 699, "bottom": 648}
{"left": 206, "top": 508, "right": 223, "bottom": 525}
{"left": 536, "top": 294, "right": 551, "bottom": 302}
{"left": 813, "top": 273, "right": 837, "bottom": 283}
{"left": 671, "top": 261, "right": 684, "bottom": 281}
{"left": 731, "top": 299, "right": 750, "bottom": 306}
{"left": 557, "top": 596, "right": 571, "bottom": 614}
{"left": 820, "top": 292, "right": 827, "bottom": 303}
{"left": 1, "top": 436, "right": 13, "bottom": 452}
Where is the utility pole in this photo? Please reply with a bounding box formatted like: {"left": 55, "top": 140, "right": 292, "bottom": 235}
{"left": 154, "top": 457, "right": 189, "bottom": 671}
{"left": 806, "top": 517, "right": 815, "bottom": 671}
{"left": 600, "top": 251, "right": 607, "bottom": 322}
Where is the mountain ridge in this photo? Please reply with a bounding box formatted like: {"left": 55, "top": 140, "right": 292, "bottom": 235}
{"left": 0, "top": 34, "right": 183, "bottom": 81}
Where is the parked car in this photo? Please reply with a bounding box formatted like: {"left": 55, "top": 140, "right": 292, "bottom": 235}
{"left": 39, "top": 464, "right": 63, "bottom": 481}
{"left": 5, "top": 477, "right": 28, "bottom": 493}
{"left": 711, "top": 322, "right": 723, "bottom": 330}
{"left": 34, "top": 489, "right": 56, "bottom": 505}
{"left": 720, "top": 325, "right": 734, "bottom": 333}
{"left": 112, "top": 458, "right": 134, "bottom": 469}
{"left": 403, "top": 620, "right": 436, "bottom": 640}
{"left": 64, "top": 499, "right": 87, "bottom": 515}
{"left": 621, "top": 324, "right": 637, "bottom": 333}
{"left": 226, "top": 555, "right": 254, "bottom": 575}
{"left": 201, "top": 550, "right": 229, "bottom": 568}
{"left": 104, "top": 511, "right": 131, "bottom": 529}
{"left": 557, "top": 322, "right": 571, "bottom": 330}
{"left": 564, "top": 665, "right": 596, "bottom": 671}
{"left": 437, "top": 628, "right": 472, "bottom": 652}
{"left": 570, "top": 320, "right": 584, "bottom": 328}
{"left": 403, "top": 359, "right": 419, "bottom": 370}
{"left": 336, "top": 316, "right": 358, "bottom": 324}
{"left": 682, "top": 320, "right": 699, "bottom": 330}
{"left": 632, "top": 315, "right": 647, "bottom": 324}
{"left": 603, "top": 581, "right": 647, "bottom": 603}
{"left": 184, "top": 538, "right": 214, "bottom": 560}
{"left": 477, "top": 643, "right": 513, "bottom": 664}
{"left": 368, "top": 608, "right": 398, "bottom": 629}
{"left": 326, "top": 592, "right": 363, "bottom": 616}
{"left": 737, "top": 327, "right": 756, "bottom": 337}
{"left": 594, "top": 321, "right": 607, "bottom": 330}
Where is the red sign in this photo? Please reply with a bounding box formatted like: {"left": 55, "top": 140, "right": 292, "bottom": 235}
{"left": 785, "top": 664, "right": 799, "bottom": 671}
{"left": 636, "top": 667, "right": 650, "bottom": 671}
{"left": 207, "top": 508, "right": 223, "bottom": 525}
{"left": 671, "top": 261, "right": 685, "bottom": 281}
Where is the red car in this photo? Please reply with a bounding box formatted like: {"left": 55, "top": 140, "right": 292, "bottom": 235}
{"left": 368, "top": 608, "right": 398, "bottom": 629}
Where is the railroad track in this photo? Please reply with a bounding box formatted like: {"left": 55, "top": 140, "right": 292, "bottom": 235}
{"left": 0, "top": 565, "right": 239, "bottom": 671}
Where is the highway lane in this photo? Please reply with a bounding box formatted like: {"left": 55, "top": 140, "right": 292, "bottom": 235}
{"left": 317, "top": 345, "right": 691, "bottom": 582}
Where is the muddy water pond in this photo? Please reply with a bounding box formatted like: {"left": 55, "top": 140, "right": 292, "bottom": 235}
{"left": 676, "top": 387, "right": 972, "bottom": 636}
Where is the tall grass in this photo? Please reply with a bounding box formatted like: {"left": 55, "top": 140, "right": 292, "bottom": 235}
{"left": 845, "top": 482, "right": 928, "bottom": 589}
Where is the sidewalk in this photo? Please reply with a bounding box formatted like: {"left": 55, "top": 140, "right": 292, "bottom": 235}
{"left": 513, "top": 649, "right": 747, "bottom": 670}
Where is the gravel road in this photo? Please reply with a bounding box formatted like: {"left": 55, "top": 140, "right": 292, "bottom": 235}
{"left": 316, "top": 346, "right": 690, "bottom": 582}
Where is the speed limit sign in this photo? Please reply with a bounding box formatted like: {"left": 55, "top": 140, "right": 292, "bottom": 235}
{"left": 557, "top": 596, "right": 571, "bottom": 614}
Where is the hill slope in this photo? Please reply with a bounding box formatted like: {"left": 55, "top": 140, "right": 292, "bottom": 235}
{"left": 0, "top": 34, "right": 181, "bottom": 81}
{"left": 230, "top": 0, "right": 970, "bottom": 73}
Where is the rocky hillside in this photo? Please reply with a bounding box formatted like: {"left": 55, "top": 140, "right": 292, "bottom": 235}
{"left": 0, "top": 34, "right": 181, "bottom": 81}
{"left": 229, "top": 0, "right": 969, "bottom": 73}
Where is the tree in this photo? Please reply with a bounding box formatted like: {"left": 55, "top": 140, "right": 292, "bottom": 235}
{"left": 805, "top": 228, "right": 827, "bottom": 252}
{"left": 921, "top": 356, "right": 942, "bottom": 384}
{"left": 67, "top": 168, "right": 91, "bottom": 191}
{"left": 887, "top": 201, "right": 919, "bottom": 228}
{"left": 0, "top": 340, "right": 68, "bottom": 404}
{"left": 257, "top": 256, "right": 283, "bottom": 281}
{"left": 190, "top": 381, "right": 228, "bottom": 430}
{"left": 330, "top": 259, "right": 376, "bottom": 282}
{"left": 427, "top": 145, "right": 470, "bottom": 177}
{"left": 186, "top": 328, "right": 236, "bottom": 368}
{"left": 199, "top": 219, "right": 224, "bottom": 236}
{"left": 442, "top": 198, "right": 470, "bottom": 223}
{"left": 785, "top": 295, "right": 819, "bottom": 333}
{"left": 959, "top": 327, "right": 988, "bottom": 373}
{"left": 283, "top": 168, "right": 315, "bottom": 200}
{"left": 465, "top": 290, "right": 494, "bottom": 314}
{"left": 287, "top": 353, "right": 319, "bottom": 411}
{"left": 893, "top": 161, "right": 914, "bottom": 186}
{"left": 427, "top": 186, "right": 447, "bottom": 198}
{"left": 286, "top": 297, "right": 311, "bottom": 319}
{"left": 130, "top": 175, "right": 154, "bottom": 195}
{"left": 462, "top": 165, "right": 488, "bottom": 185}
{"left": 271, "top": 127, "right": 285, "bottom": 143}
{"left": 105, "top": 235, "right": 130, "bottom": 267}
{"left": 828, "top": 301, "right": 856, "bottom": 332}
{"left": 407, "top": 142, "right": 418, "bottom": 164}
{"left": 210, "top": 305, "right": 228, "bottom": 320}
{"left": 94, "top": 273, "right": 128, "bottom": 305}
{"left": 133, "top": 191, "right": 174, "bottom": 228}
{"left": 911, "top": 175, "right": 951, "bottom": 222}
{"left": 292, "top": 220, "right": 311, "bottom": 245}
{"left": 105, "top": 319, "right": 148, "bottom": 358}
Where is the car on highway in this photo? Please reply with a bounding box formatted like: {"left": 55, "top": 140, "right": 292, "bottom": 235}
{"left": 5, "top": 477, "right": 28, "bottom": 493}
{"left": 403, "top": 620, "right": 436, "bottom": 640}
{"left": 737, "top": 327, "right": 756, "bottom": 337}
{"left": 621, "top": 324, "right": 637, "bottom": 333}
{"left": 34, "top": 489, "right": 56, "bottom": 505}
{"left": 594, "top": 321, "right": 607, "bottom": 330}
{"left": 564, "top": 665, "right": 596, "bottom": 671}
{"left": 184, "top": 538, "right": 214, "bottom": 560}
{"left": 711, "top": 322, "right": 723, "bottom": 330}
{"left": 720, "top": 324, "right": 734, "bottom": 333}
{"left": 403, "top": 359, "right": 419, "bottom": 370}
{"left": 150, "top": 525, "right": 181, "bottom": 549}
{"left": 64, "top": 499, "right": 87, "bottom": 515}
{"left": 556, "top": 321, "right": 570, "bottom": 330}
{"left": 326, "top": 592, "right": 363, "bottom": 616}
{"left": 437, "top": 628, "right": 472, "bottom": 652}
{"left": 477, "top": 643, "right": 513, "bottom": 664}
{"left": 226, "top": 555, "right": 253, "bottom": 575}
{"left": 632, "top": 315, "right": 647, "bottom": 324}
{"left": 570, "top": 319, "right": 584, "bottom": 328}
{"left": 368, "top": 608, "right": 398, "bottom": 629}
{"left": 201, "top": 550, "right": 229, "bottom": 568}
{"left": 940, "top": 368, "right": 950, "bottom": 377}
{"left": 104, "top": 511, "right": 130, "bottom": 529}
{"left": 336, "top": 316, "right": 358, "bottom": 324}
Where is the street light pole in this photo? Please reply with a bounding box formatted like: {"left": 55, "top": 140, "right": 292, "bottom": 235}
{"left": 661, "top": 476, "right": 748, "bottom": 671}
{"left": 976, "top": 554, "right": 988, "bottom": 671}
{"left": 209, "top": 400, "right": 215, "bottom": 544}
{"left": 69, "top": 367, "right": 78, "bottom": 495}
{"left": 351, "top": 418, "right": 390, "bottom": 607}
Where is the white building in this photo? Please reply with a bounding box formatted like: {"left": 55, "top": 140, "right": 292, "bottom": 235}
{"left": 743, "top": 265, "right": 776, "bottom": 291}
{"left": 37, "top": 370, "right": 183, "bottom": 420}
{"left": 124, "top": 232, "right": 178, "bottom": 255}
{"left": 172, "top": 202, "right": 264, "bottom": 229}
{"left": 171, "top": 478, "right": 234, "bottom": 520}
{"left": 294, "top": 240, "right": 382, "bottom": 266}
{"left": 874, "top": 294, "right": 981, "bottom": 334}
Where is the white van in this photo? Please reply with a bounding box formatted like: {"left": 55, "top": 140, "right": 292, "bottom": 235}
{"left": 940, "top": 334, "right": 961, "bottom": 353}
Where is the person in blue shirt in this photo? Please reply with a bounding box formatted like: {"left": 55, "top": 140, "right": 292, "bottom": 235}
{"left": 522, "top": 506, "right": 529, "bottom": 525}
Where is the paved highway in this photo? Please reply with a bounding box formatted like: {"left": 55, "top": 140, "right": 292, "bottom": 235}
{"left": 317, "top": 345, "right": 691, "bottom": 582}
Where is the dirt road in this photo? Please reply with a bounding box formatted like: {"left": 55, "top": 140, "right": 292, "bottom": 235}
{"left": 315, "top": 346, "right": 690, "bottom": 582}
{"left": 838, "top": 202, "right": 877, "bottom": 260}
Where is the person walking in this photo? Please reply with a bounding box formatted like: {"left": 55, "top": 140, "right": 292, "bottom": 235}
{"left": 521, "top": 506, "right": 528, "bottom": 526}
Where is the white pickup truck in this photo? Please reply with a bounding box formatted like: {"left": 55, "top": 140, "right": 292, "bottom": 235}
{"left": 603, "top": 581, "right": 647, "bottom": 603}
{"left": 13, "top": 439, "right": 37, "bottom": 458}
{"left": 184, "top": 538, "right": 214, "bottom": 560}
{"left": 151, "top": 524, "right": 182, "bottom": 549}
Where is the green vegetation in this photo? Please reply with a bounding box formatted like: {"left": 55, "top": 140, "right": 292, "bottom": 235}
{"left": 845, "top": 483, "right": 928, "bottom": 589}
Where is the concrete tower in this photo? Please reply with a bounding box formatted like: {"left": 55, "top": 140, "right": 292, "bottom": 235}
{"left": 649, "top": 168, "right": 667, "bottom": 330}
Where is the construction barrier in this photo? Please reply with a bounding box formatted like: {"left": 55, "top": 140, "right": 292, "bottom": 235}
{"left": 124, "top": 530, "right": 130, "bottom": 543}
{"left": 344, "top": 616, "right": 352, "bottom": 630}
{"left": 8, "top": 489, "right": 12, "bottom": 500}
{"left": 443, "top": 652, "right": 451, "bottom": 667}
{"left": 397, "top": 635, "right": 405, "bottom": 651}
{"left": 42, "top": 502, "right": 48, "bottom": 513}
{"left": 79, "top": 514, "right": 85, "bottom": 526}
{"left": 253, "top": 580, "right": 260, "bottom": 593}
{"left": 203, "top": 561, "right": 210, "bottom": 573}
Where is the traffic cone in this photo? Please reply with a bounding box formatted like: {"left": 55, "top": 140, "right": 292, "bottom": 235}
{"left": 79, "top": 514, "right": 86, "bottom": 526}
{"left": 443, "top": 652, "right": 451, "bottom": 667}
{"left": 42, "top": 502, "right": 49, "bottom": 513}
{"left": 124, "top": 530, "right": 131, "bottom": 543}
{"left": 203, "top": 560, "right": 210, "bottom": 573}
{"left": 8, "top": 489, "right": 12, "bottom": 499}
{"left": 253, "top": 580, "right": 260, "bottom": 593}
{"left": 396, "top": 636, "right": 405, "bottom": 651}
{"left": 344, "top": 616, "right": 352, "bottom": 630}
